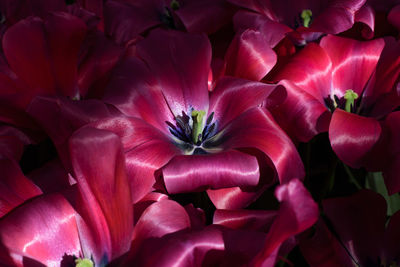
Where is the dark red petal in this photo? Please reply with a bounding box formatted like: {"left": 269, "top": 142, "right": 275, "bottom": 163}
{"left": 137, "top": 29, "right": 211, "bottom": 116}
{"left": 162, "top": 150, "right": 259, "bottom": 194}
{"left": 0, "top": 158, "right": 42, "bottom": 217}
{"left": 300, "top": 219, "right": 354, "bottom": 267}
{"left": 329, "top": 109, "right": 381, "bottom": 168}
{"left": 0, "top": 194, "right": 81, "bottom": 266}
{"left": 3, "top": 17, "right": 55, "bottom": 94}
{"left": 224, "top": 29, "right": 277, "bottom": 81}
{"left": 175, "top": 0, "right": 235, "bottom": 34}
{"left": 44, "top": 12, "right": 87, "bottom": 97}
{"left": 388, "top": 4, "right": 400, "bottom": 30}
{"left": 104, "top": 0, "right": 163, "bottom": 44}
{"left": 320, "top": 35, "right": 384, "bottom": 97}
{"left": 384, "top": 210, "right": 400, "bottom": 262}
{"left": 227, "top": 0, "right": 276, "bottom": 19}
{"left": 253, "top": 179, "right": 318, "bottom": 264}
{"left": 209, "top": 77, "right": 284, "bottom": 130}
{"left": 214, "top": 209, "right": 277, "bottom": 231}
{"left": 70, "top": 127, "right": 133, "bottom": 262}
{"left": 323, "top": 190, "right": 386, "bottom": 266}
{"left": 354, "top": 4, "right": 375, "bottom": 39}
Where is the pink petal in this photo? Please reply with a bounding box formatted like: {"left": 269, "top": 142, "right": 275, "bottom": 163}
{"left": 130, "top": 199, "right": 191, "bottom": 255}
{"left": 162, "top": 150, "right": 260, "bottom": 194}
{"left": 175, "top": 0, "right": 235, "bottom": 34}
{"left": 323, "top": 190, "right": 386, "bottom": 266}
{"left": 209, "top": 77, "right": 284, "bottom": 130}
{"left": 103, "top": 57, "right": 175, "bottom": 134}
{"left": 320, "top": 35, "right": 384, "bottom": 97}
{"left": 69, "top": 127, "right": 133, "bottom": 262}
{"left": 136, "top": 29, "right": 211, "bottom": 116}
{"left": 224, "top": 29, "right": 277, "bottom": 81}
{"left": 215, "top": 107, "right": 304, "bottom": 184}
{"left": 44, "top": 12, "right": 87, "bottom": 97}
{"left": 90, "top": 116, "right": 180, "bottom": 202}
{"left": 272, "top": 42, "right": 332, "bottom": 102}
{"left": 0, "top": 158, "right": 42, "bottom": 217}
{"left": 270, "top": 80, "right": 331, "bottom": 142}
{"left": 214, "top": 209, "right": 277, "bottom": 231}
{"left": 253, "top": 179, "right": 318, "bottom": 264}
{"left": 3, "top": 17, "right": 55, "bottom": 95}
{"left": 0, "top": 194, "right": 81, "bottom": 266}
{"left": 329, "top": 109, "right": 381, "bottom": 168}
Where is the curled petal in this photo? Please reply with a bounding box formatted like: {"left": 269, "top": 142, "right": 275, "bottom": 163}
{"left": 354, "top": 4, "right": 375, "bottom": 39}
{"left": 329, "top": 109, "right": 381, "bottom": 168}
{"left": 0, "top": 159, "right": 42, "bottom": 217}
{"left": 214, "top": 209, "right": 277, "bottom": 231}
{"left": 253, "top": 179, "right": 318, "bottom": 265}
{"left": 323, "top": 190, "right": 386, "bottom": 266}
{"left": 162, "top": 150, "right": 260, "bottom": 194}
{"left": 224, "top": 29, "right": 277, "bottom": 81}
{"left": 136, "top": 29, "right": 211, "bottom": 116}
{"left": 0, "top": 194, "right": 81, "bottom": 266}
{"left": 70, "top": 127, "right": 133, "bottom": 262}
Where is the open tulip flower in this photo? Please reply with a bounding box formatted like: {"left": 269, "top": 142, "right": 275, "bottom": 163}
{"left": 95, "top": 28, "right": 304, "bottom": 209}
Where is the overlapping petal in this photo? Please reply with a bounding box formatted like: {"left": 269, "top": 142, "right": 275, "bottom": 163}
{"left": 69, "top": 127, "right": 133, "bottom": 263}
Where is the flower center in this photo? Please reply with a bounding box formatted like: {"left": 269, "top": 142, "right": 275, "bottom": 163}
{"left": 167, "top": 110, "right": 217, "bottom": 154}
{"left": 75, "top": 258, "right": 93, "bottom": 267}
{"left": 324, "top": 89, "right": 359, "bottom": 113}
{"left": 300, "top": 9, "right": 313, "bottom": 28}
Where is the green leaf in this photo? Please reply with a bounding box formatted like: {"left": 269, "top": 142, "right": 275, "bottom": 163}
{"left": 365, "top": 172, "right": 400, "bottom": 216}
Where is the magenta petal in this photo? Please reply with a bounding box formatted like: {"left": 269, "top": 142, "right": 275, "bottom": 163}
{"left": 0, "top": 194, "right": 81, "bottom": 266}
{"left": 272, "top": 42, "right": 332, "bottom": 102}
{"left": 175, "top": 0, "right": 235, "bottom": 34}
{"left": 227, "top": 0, "right": 275, "bottom": 19}
{"left": 329, "top": 109, "right": 381, "bottom": 168}
{"left": 103, "top": 57, "right": 175, "bottom": 134}
{"left": 44, "top": 12, "right": 87, "bottom": 97}
{"left": 3, "top": 17, "right": 55, "bottom": 94}
{"left": 218, "top": 107, "right": 304, "bottom": 184}
{"left": 131, "top": 200, "right": 191, "bottom": 253}
{"left": 0, "top": 158, "right": 42, "bottom": 217}
{"left": 254, "top": 179, "right": 318, "bottom": 263}
{"left": 209, "top": 77, "right": 284, "bottom": 130}
{"left": 214, "top": 209, "right": 277, "bottom": 231}
{"left": 224, "top": 29, "right": 277, "bottom": 81}
{"left": 320, "top": 35, "right": 384, "bottom": 97}
{"left": 388, "top": 5, "right": 400, "bottom": 30}
{"left": 354, "top": 4, "right": 375, "bottom": 39}
{"left": 270, "top": 80, "right": 331, "bottom": 142}
{"left": 323, "top": 190, "right": 386, "bottom": 266}
{"left": 162, "top": 150, "right": 259, "bottom": 194}
{"left": 69, "top": 127, "right": 133, "bottom": 262}
{"left": 136, "top": 29, "right": 211, "bottom": 116}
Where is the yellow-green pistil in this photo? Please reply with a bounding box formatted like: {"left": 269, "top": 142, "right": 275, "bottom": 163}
{"left": 75, "top": 258, "right": 94, "bottom": 267}
{"left": 191, "top": 110, "right": 206, "bottom": 144}
{"left": 301, "top": 9, "right": 313, "bottom": 28}
{"left": 170, "top": 0, "right": 180, "bottom": 10}
{"left": 344, "top": 89, "right": 358, "bottom": 113}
